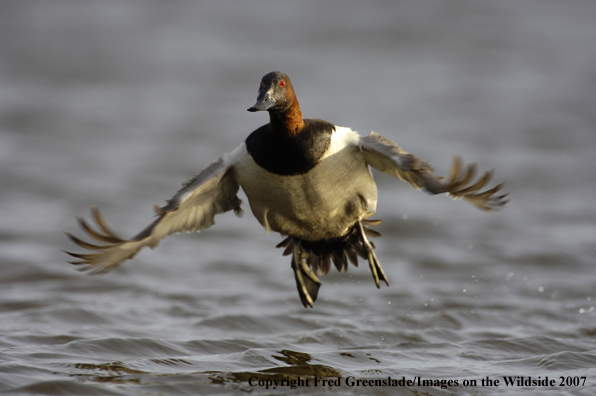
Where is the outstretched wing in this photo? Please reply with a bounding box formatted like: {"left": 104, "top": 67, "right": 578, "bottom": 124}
{"left": 65, "top": 148, "right": 244, "bottom": 274}
{"left": 360, "top": 132, "right": 508, "bottom": 211}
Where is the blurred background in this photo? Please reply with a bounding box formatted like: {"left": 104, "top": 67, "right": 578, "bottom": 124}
{"left": 1, "top": 1, "right": 595, "bottom": 395}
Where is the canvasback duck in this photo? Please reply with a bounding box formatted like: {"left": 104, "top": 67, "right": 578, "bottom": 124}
{"left": 66, "top": 71, "right": 508, "bottom": 308}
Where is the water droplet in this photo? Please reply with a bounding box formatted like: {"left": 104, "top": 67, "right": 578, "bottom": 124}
{"left": 402, "top": 214, "right": 408, "bottom": 220}
{"left": 538, "top": 286, "right": 544, "bottom": 292}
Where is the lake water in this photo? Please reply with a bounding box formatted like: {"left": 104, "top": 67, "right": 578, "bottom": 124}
{"left": 1, "top": 1, "right": 595, "bottom": 395}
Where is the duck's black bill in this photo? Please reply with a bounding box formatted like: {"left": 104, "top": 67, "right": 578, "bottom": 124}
{"left": 247, "top": 95, "right": 275, "bottom": 112}
{"left": 247, "top": 101, "right": 275, "bottom": 112}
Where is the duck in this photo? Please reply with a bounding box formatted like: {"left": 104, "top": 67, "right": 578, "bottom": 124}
{"left": 66, "top": 71, "right": 508, "bottom": 308}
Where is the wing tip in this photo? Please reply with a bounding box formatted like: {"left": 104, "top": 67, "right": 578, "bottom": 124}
{"left": 65, "top": 206, "right": 132, "bottom": 275}
{"left": 444, "top": 157, "right": 508, "bottom": 212}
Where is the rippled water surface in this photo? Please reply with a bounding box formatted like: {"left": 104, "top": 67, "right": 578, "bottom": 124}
{"left": 1, "top": 1, "right": 596, "bottom": 395}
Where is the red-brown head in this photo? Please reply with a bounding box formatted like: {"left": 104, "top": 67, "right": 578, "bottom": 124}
{"left": 248, "top": 71, "right": 297, "bottom": 113}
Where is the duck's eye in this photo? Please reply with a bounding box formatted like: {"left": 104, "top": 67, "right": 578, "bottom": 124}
{"left": 280, "top": 81, "right": 285, "bottom": 87}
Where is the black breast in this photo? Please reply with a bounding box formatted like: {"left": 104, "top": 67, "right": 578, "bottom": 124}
{"left": 245, "top": 118, "right": 335, "bottom": 176}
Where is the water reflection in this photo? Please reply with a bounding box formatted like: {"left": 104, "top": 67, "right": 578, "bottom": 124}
{"left": 226, "top": 349, "right": 342, "bottom": 384}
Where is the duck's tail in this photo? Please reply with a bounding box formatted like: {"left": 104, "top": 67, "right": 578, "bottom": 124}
{"left": 276, "top": 219, "right": 388, "bottom": 308}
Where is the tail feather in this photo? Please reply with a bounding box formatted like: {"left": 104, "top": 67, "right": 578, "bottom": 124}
{"left": 278, "top": 220, "right": 386, "bottom": 307}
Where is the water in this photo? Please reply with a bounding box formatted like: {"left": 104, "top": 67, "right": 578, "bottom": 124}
{"left": 1, "top": 1, "right": 595, "bottom": 395}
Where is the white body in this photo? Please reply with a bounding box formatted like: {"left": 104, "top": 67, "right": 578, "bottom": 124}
{"left": 234, "top": 127, "right": 377, "bottom": 241}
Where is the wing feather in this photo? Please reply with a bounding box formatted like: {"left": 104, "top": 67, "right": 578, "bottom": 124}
{"left": 360, "top": 132, "right": 508, "bottom": 211}
{"left": 65, "top": 147, "right": 244, "bottom": 274}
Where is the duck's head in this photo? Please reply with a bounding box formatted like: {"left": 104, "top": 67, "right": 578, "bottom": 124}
{"left": 248, "top": 71, "right": 297, "bottom": 113}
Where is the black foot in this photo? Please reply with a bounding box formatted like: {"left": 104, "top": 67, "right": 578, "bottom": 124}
{"left": 291, "top": 240, "right": 321, "bottom": 308}
{"left": 358, "top": 221, "right": 389, "bottom": 288}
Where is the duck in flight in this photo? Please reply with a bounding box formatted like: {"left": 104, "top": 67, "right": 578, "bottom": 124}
{"left": 66, "top": 71, "right": 508, "bottom": 308}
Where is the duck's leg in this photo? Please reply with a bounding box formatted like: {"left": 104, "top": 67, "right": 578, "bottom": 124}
{"left": 291, "top": 240, "right": 321, "bottom": 308}
{"left": 358, "top": 221, "right": 389, "bottom": 288}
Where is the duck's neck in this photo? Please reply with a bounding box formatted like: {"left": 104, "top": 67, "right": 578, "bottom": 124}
{"left": 269, "top": 99, "right": 304, "bottom": 136}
